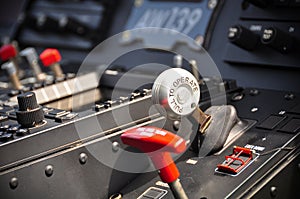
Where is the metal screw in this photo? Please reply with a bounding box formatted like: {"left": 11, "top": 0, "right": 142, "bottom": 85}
{"left": 109, "top": 193, "right": 122, "bottom": 199}
{"left": 112, "top": 142, "right": 120, "bottom": 152}
{"left": 173, "top": 121, "right": 181, "bottom": 131}
{"left": 79, "top": 153, "right": 88, "bottom": 164}
{"left": 122, "top": 31, "right": 131, "bottom": 42}
{"left": 249, "top": 89, "right": 259, "bottom": 96}
{"left": 208, "top": 0, "right": 218, "bottom": 9}
{"left": 9, "top": 177, "right": 18, "bottom": 189}
{"left": 231, "top": 93, "right": 244, "bottom": 101}
{"left": 270, "top": 186, "right": 277, "bottom": 197}
{"left": 134, "top": 0, "right": 143, "bottom": 7}
{"left": 45, "top": 165, "right": 54, "bottom": 177}
{"left": 195, "top": 35, "right": 204, "bottom": 46}
{"left": 284, "top": 93, "right": 295, "bottom": 100}
{"left": 251, "top": 107, "right": 259, "bottom": 113}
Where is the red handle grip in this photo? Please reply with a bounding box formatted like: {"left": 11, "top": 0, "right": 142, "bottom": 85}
{"left": 121, "top": 126, "right": 186, "bottom": 183}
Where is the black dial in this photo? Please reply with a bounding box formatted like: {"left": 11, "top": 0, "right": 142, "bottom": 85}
{"left": 16, "top": 92, "right": 44, "bottom": 128}
{"left": 27, "top": 14, "right": 59, "bottom": 32}
{"left": 59, "top": 16, "right": 90, "bottom": 36}
{"left": 228, "top": 25, "right": 259, "bottom": 51}
{"left": 261, "top": 27, "right": 294, "bottom": 53}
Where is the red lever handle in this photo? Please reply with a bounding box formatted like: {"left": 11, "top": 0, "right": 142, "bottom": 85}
{"left": 121, "top": 126, "right": 186, "bottom": 183}
{"left": 39, "top": 48, "right": 61, "bottom": 67}
{"left": 0, "top": 44, "right": 17, "bottom": 61}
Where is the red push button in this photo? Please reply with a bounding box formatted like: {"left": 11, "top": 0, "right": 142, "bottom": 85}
{"left": 0, "top": 44, "right": 17, "bottom": 61}
{"left": 39, "top": 48, "right": 61, "bottom": 67}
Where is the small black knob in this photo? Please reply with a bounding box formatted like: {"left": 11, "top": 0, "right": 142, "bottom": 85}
{"left": 27, "top": 14, "right": 59, "bottom": 32}
{"left": 58, "top": 16, "right": 90, "bottom": 36}
{"left": 16, "top": 92, "right": 44, "bottom": 128}
{"left": 17, "top": 92, "right": 39, "bottom": 111}
{"left": 261, "top": 27, "right": 294, "bottom": 53}
{"left": 247, "top": 0, "right": 271, "bottom": 8}
{"left": 228, "top": 25, "right": 259, "bottom": 51}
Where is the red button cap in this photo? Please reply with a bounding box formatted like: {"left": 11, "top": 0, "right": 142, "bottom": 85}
{"left": 121, "top": 126, "right": 186, "bottom": 183}
{"left": 0, "top": 44, "right": 17, "bottom": 61}
{"left": 39, "top": 48, "right": 61, "bottom": 67}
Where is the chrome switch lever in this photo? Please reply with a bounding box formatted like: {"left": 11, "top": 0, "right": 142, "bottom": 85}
{"left": 192, "top": 106, "right": 212, "bottom": 133}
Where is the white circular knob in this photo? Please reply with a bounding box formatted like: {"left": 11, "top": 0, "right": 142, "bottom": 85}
{"left": 152, "top": 68, "right": 200, "bottom": 119}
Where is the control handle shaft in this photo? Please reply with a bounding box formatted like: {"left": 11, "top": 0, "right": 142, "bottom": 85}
{"left": 121, "top": 126, "right": 188, "bottom": 199}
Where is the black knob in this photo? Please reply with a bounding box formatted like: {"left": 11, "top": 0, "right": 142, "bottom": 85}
{"left": 58, "top": 16, "right": 90, "bottom": 36}
{"left": 27, "top": 14, "right": 59, "bottom": 32}
{"left": 228, "top": 25, "right": 259, "bottom": 51}
{"left": 261, "top": 27, "right": 294, "bottom": 53}
{"left": 16, "top": 92, "right": 44, "bottom": 128}
{"left": 247, "top": 0, "right": 271, "bottom": 8}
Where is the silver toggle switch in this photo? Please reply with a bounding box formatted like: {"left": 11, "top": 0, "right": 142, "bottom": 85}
{"left": 20, "top": 47, "right": 46, "bottom": 81}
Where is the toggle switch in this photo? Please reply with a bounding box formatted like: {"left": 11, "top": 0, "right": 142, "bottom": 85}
{"left": 261, "top": 27, "right": 294, "bottom": 53}
{"left": 192, "top": 106, "right": 212, "bottom": 133}
{"left": 189, "top": 60, "right": 200, "bottom": 83}
{"left": 0, "top": 44, "right": 20, "bottom": 71}
{"left": 40, "top": 48, "right": 64, "bottom": 78}
{"left": 1, "top": 62, "right": 23, "bottom": 90}
{"left": 198, "top": 105, "right": 240, "bottom": 156}
{"left": 20, "top": 47, "right": 46, "bottom": 81}
{"left": 28, "top": 14, "right": 59, "bottom": 32}
{"left": 228, "top": 25, "right": 259, "bottom": 51}
{"left": 0, "top": 43, "right": 24, "bottom": 78}
{"left": 121, "top": 126, "right": 188, "bottom": 199}
{"left": 152, "top": 68, "right": 211, "bottom": 133}
{"left": 173, "top": 55, "right": 183, "bottom": 68}
{"left": 0, "top": 44, "right": 17, "bottom": 62}
{"left": 58, "top": 16, "right": 91, "bottom": 36}
{"left": 216, "top": 146, "right": 256, "bottom": 175}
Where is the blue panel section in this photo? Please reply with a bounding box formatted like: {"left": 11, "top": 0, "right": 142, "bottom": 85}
{"left": 125, "top": 0, "right": 216, "bottom": 40}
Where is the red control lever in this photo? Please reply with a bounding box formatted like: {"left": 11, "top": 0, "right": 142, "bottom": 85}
{"left": 40, "top": 48, "right": 64, "bottom": 78}
{"left": 0, "top": 44, "right": 17, "bottom": 61}
{"left": 0, "top": 44, "right": 23, "bottom": 78}
{"left": 121, "top": 126, "right": 186, "bottom": 183}
{"left": 39, "top": 48, "right": 61, "bottom": 66}
{"left": 121, "top": 126, "right": 188, "bottom": 199}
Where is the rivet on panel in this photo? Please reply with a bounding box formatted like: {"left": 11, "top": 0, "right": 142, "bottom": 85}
{"left": 249, "top": 89, "right": 260, "bottom": 96}
{"left": 284, "top": 93, "right": 295, "bottom": 100}
{"left": 112, "top": 142, "right": 120, "bottom": 152}
{"left": 9, "top": 177, "right": 18, "bottom": 189}
{"left": 109, "top": 193, "right": 122, "bottom": 199}
{"left": 173, "top": 121, "right": 180, "bottom": 131}
{"left": 270, "top": 186, "right": 277, "bottom": 198}
{"left": 251, "top": 107, "right": 258, "bottom": 113}
{"left": 45, "top": 165, "right": 54, "bottom": 177}
{"left": 231, "top": 93, "right": 244, "bottom": 101}
{"left": 134, "top": 0, "right": 143, "bottom": 7}
{"left": 208, "top": 0, "right": 217, "bottom": 9}
{"left": 79, "top": 153, "right": 88, "bottom": 164}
